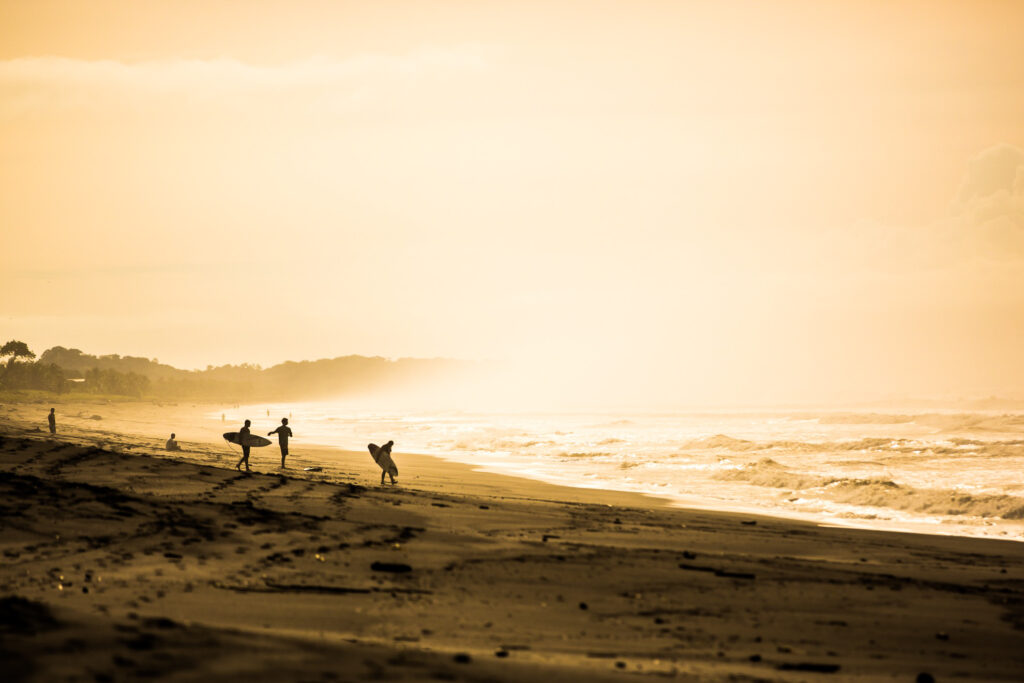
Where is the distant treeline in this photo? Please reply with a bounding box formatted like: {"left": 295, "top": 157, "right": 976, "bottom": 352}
{"left": 1, "top": 342, "right": 474, "bottom": 401}
{"left": 0, "top": 358, "right": 71, "bottom": 394}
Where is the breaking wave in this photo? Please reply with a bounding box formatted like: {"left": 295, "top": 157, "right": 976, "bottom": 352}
{"left": 684, "top": 434, "right": 1024, "bottom": 458}
{"left": 682, "top": 434, "right": 761, "bottom": 451}
{"left": 718, "top": 458, "right": 1024, "bottom": 520}
{"left": 815, "top": 412, "right": 1024, "bottom": 432}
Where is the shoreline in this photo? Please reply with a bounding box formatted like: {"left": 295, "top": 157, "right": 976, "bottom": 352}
{"left": 4, "top": 398, "right": 1024, "bottom": 542}
{"left": 3, "top": 403, "right": 1024, "bottom": 680}
{"left": 0, "top": 398, "right": 678, "bottom": 510}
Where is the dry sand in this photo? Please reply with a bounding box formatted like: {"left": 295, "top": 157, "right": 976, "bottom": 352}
{"left": 2, "top": 399, "right": 1024, "bottom": 681}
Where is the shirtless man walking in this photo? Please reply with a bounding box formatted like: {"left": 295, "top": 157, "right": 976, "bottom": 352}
{"left": 268, "top": 417, "right": 293, "bottom": 468}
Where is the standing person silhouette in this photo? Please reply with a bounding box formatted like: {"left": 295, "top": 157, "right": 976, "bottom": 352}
{"left": 235, "top": 419, "right": 253, "bottom": 473}
{"left": 268, "top": 418, "right": 293, "bottom": 469}
{"left": 368, "top": 440, "right": 398, "bottom": 486}
{"left": 47, "top": 408, "right": 56, "bottom": 435}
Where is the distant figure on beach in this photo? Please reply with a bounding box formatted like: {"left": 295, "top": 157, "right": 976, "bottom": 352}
{"left": 368, "top": 440, "right": 398, "bottom": 485}
{"left": 236, "top": 419, "right": 253, "bottom": 472}
{"left": 268, "top": 418, "right": 293, "bottom": 468}
{"left": 165, "top": 433, "right": 181, "bottom": 451}
{"left": 221, "top": 413, "right": 225, "bottom": 422}
{"left": 47, "top": 408, "right": 56, "bottom": 435}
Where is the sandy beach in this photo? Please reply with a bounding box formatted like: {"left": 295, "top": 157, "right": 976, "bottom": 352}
{"left": 2, "top": 400, "right": 1024, "bottom": 682}
{"left": 7, "top": 1, "right": 1024, "bottom": 680}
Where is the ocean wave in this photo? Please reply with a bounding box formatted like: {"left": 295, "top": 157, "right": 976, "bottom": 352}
{"left": 814, "top": 412, "right": 1024, "bottom": 433}
{"left": 683, "top": 434, "right": 908, "bottom": 454}
{"left": 716, "top": 458, "right": 1024, "bottom": 520}
{"left": 816, "top": 413, "right": 915, "bottom": 425}
{"left": 684, "top": 433, "right": 1024, "bottom": 458}
{"left": 682, "top": 434, "right": 761, "bottom": 451}
{"left": 825, "top": 480, "right": 1024, "bottom": 520}
{"left": 715, "top": 458, "right": 832, "bottom": 489}
{"left": 771, "top": 437, "right": 899, "bottom": 452}
{"left": 557, "top": 451, "right": 613, "bottom": 460}
{"left": 451, "top": 438, "right": 552, "bottom": 451}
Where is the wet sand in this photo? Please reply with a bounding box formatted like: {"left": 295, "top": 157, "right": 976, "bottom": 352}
{"left": 2, "top": 400, "right": 1024, "bottom": 681}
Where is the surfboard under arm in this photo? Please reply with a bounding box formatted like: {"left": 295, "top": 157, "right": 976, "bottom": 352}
{"left": 223, "top": 431, "right": 272, "bottom": 448}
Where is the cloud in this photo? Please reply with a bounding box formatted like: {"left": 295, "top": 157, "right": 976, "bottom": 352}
{"left": 0, "top": 49, "right": 490, "bottom": 120}
{"left": 949, "top": 145, "right": 1024, "bottom": 259}
{"left": 813, "top": 145, "right": 1024, "bottom": 274}
{"left": 955, "top": 145, "right": 1024, "bottom": 205}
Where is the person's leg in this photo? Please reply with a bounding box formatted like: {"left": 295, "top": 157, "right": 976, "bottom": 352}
{"left": 243, "top": 445, "right": 251, "bottom": 471}
{"left": 280, "top": 445, "right": 287, "bottom": 468}
{"left": 380, "top": 469, "right": 386, "bottom": 485}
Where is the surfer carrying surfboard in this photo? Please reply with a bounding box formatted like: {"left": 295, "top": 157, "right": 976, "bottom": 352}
{"left": 268, "top": 418, "right": 293, "bottom": 468}
{"left": 368, "top": 440, "right": 398, "bottom": 485}
{"left": 236, "top": 419, "right": 253, "bottom": 472}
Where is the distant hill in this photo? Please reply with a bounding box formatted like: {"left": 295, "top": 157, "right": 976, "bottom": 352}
{"left": 39, "top": 347, "right": 181, "bottom": 380}
{"left": 37, "top": 346, "right": 479, "bottom": 402}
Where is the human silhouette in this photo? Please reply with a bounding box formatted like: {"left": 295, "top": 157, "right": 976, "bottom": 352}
{"left": 268, "top": 418, "right": 293, "bottom": 468}
{"left": 368, "top": 440, "right": 398, "bottom": 485}
{"left": 165, "top": 433, "right": 181, "bottom": 451}
{"left": 47, "top": 408, "right": 56, "bottom": 435}
{"left": 236, "top": 419, "right": 253, "bottom": 472}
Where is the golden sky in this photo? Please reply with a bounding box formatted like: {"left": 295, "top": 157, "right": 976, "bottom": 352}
{"left": 2, "top": 1, "right": 1023, "bottom": 407}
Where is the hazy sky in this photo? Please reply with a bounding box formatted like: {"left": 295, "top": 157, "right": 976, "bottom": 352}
{"left": 2, "top": 1, "right": 1023, "bottom": 407}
